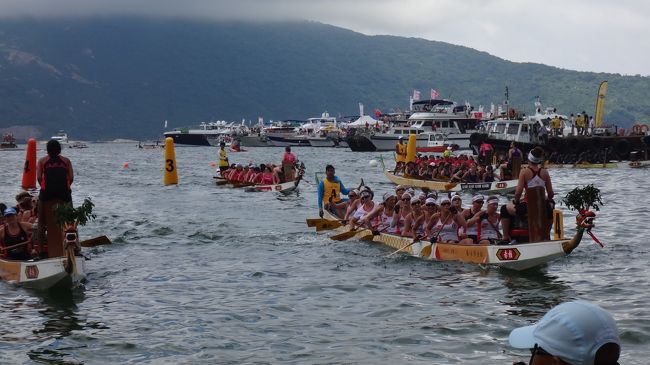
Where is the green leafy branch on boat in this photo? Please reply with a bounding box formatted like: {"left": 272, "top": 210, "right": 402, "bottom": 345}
{"left": 562, "top": 184, "right": 604, "bottom": 212}
{"left": 53, "top": 198, "right": 97, "bottom": 228}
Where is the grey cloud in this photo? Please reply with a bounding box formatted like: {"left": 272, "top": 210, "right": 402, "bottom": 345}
{"left": 0, "top": 0, "right": 648, "bottom": 75}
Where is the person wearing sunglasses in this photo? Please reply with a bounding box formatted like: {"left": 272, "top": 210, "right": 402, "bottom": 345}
{"left": 346, "top": 190, "right": 377, "bottom": 229}
{"left": 389, "top": 192, "right": 412, "bottom": 235}
{"left": 402, "top": 197, "right": 426, "bottom": 240}
{"left": 360, "top": 192, "right": 397, "bottom": 234}
{"left": 509, "top": 300, "right": 620, "bottom": 365}
{"left": 425, "top": 197, "right": 471, "bottom": 244}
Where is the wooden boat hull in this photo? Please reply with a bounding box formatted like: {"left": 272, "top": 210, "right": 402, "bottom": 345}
{"left": 243, "top": 177, "right": 301, "bottom": 193}
{"left": 0, "top": 255, "right": 86, "bottom": 290}
{"left": 383, "top": 170, "right": 517, "bottom": 193}
{"left": 214, "top": 175, "right": 301, "bottom": 193}
{"left": 318, "top": 211, "right": 582, "bottom": 271}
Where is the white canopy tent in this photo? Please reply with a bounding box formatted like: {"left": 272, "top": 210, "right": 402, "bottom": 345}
{"left": 347, "top": 115, "right": 384, "bottom": 127}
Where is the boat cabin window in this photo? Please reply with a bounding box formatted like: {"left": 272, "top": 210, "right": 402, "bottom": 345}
{"left": 521, "top": 124, "right": 529, "bottom": 133}
{"left": 495, "top": 123, "right": 506, "bottom": 134}
{"left": 507, "top": 124, "right": 519, "bottom": 135}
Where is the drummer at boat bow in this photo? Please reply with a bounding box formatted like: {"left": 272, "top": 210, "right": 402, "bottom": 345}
{"left": 0, "top": 208, "right": 37, "bottom": 260}
{"left": 394, "top": 136, "right": 406, "bottom": 173}
{"left": 36, "top": 140, "right": 74, "bottom": 257}
{"left": 282, "top": 146, "right": 296, "bottom": 164}
{"left": 218, "top": 142, "right": 229, "bottom": 172}
{"left": 500, "top": 147, "right": 554, "bottom": 243}
{"left": 318, "top": 165, "right": 350, "bottom": 218}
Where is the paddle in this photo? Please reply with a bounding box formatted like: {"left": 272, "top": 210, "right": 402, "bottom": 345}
{"left": 0, "top": 241, "right": 29, "bottom": 252}
{"left": 330, "top": 226, "right": 370, "bottom": 241}
{"left": 80, "top": 235, "right": 112, "bottom": 248}
{"left": 444, "top": 182, "right": 458, "bottom": 191}
{"left": 385, "top": 213, "right": 451, "bottom": 257}
{"left": 0, "top": 235, "right": 110, "bottom": 254}
{"left": 306, "top": 218, "right": 325, "bottom": 227}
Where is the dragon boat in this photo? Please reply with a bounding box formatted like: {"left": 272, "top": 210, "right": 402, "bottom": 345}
{"left": 309, "top": 209, "right": 595, "bottom": 271}
{"left": 0, "top": 227, "right": 100, "bottom": 290}
{"left": 379, "top": 157, "right": 517, "bottom": 194}
{"left": 214, "top": 165, "right": 304, "bottom": 194}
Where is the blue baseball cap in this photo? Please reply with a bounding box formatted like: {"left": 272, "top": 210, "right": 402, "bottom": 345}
{"left": 3, "top": 207, "right": 17, "bottom": 216}
{"left": 509, "top": 300, "right": 620, "bottom": 365}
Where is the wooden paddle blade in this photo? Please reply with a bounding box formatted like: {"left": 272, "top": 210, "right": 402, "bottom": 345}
{"left": 359, "top": 233, "right": 375, "bottom": 241}
{"left": 330, "top": 229, "right": 360, "bottom": 241}
{"left": 306, "top": 218, "right": 327, "bottom": 227}
{"left": 444, "top": 182, "right": 458, "bottom": 191}
{"left": 315, "top": 221, "right": 343, "bottom": 231}
{"left": 80, "top": 235, "right": 112, "bottom": 247}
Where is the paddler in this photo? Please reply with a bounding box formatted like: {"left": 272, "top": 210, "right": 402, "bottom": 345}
{"left": 317, "top": 164, "right": 350, "bottom": 218}
{"left": 218, "top": 141, "right": 229, "bottom": 172}
{"left": 443, "top": 146, "right": 453, "bottom": 158}
{"left": 395, "top": 136, "right": 407, "bottom": 174}
{"left": 500, "top": 147, "right": 554, "bottom": 243}
{"left": 0, "top": 207, "right": 37, "bottom": 260}
{"left": 36, "top": 140, "right": 74, "bottom": 257}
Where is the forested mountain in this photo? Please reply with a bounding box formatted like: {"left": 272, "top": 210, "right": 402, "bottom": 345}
{"left": 0, "top": 17, "right": 648, "bottom": 140}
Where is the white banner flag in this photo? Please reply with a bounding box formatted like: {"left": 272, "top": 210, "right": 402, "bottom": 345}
{"left": 412, "top": 89, "right": 421, "bottom": 101}
{"left": 430, "top": 89, "right": 439, "bottom": 100}
{"left": 359, "top": 102, "right": 364, "bottom": 116}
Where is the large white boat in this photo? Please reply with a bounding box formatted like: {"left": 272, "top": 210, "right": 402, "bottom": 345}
{"left": 366, "top": 100, "right": 482, "bottom": 151}
{"left": 51, "top": 130, "right": 69, "bottom": 145}
{"left": 265, "top": 120, "right": 311, "bottom": 147}
{"left": 306, "top": 113, "right": 344, "bottom": 147}
{"left": 163, "top": 121, "right": 248, "bottom": 146}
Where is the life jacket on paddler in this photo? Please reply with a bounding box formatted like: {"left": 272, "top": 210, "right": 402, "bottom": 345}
{"left": 39, "top": 155, "right": 72, "bottom": 202}
{"left": 323, "top": 178, "right": 342, "bottom": 204}
{"left": 395, "top": 142, "right": 406, "bottom": 163}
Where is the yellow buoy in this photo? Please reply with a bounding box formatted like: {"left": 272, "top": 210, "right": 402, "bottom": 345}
{"left": 163, "top": 137, "right": 178, "bottom": 185}
{"left": 405, "top": 134, "right": 417, "bottom": 163}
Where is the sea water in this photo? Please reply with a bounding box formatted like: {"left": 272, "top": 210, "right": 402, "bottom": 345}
{"left": 0, "top": 144, "right": 647, "bottom": 364}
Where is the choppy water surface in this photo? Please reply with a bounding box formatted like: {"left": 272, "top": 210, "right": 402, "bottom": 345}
{"left": 0, "top": 144, "right": 648, "bottom": 364}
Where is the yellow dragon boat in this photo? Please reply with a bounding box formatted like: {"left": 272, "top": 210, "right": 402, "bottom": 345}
{"left": 379, "top": 157, "right": 517, "bottom": 194}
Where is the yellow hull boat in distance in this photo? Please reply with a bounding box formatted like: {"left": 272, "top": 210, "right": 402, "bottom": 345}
{"left": 379, "top": 156, "right": 517, "bottom": 194}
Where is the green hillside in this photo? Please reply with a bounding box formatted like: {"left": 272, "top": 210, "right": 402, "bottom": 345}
{"left": 0, "top": 17, "right": 648, "bottom": 140}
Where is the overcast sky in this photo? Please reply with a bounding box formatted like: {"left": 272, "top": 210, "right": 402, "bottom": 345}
{"left": 1, "top": 0, "right": 648, "bottom": 76}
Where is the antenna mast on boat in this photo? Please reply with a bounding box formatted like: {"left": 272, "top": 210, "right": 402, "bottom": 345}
{"left": 504, "top": 86, "right": 510, "bottom": 120}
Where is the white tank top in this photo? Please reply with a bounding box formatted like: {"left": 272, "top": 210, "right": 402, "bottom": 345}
{"left": 380, "top": 211, "right": 393, "bottom": 230}
{"left": 410, "top": 213, "right": 425, "bottom": 236}
{"left": 465, "top": 209, "right": 480, "bottom": 235}
{"left": 527, "top": 168, "right": 546, "bottom": 189}
{"left": 480, "top": 216, "right": 500, "bottom": 239}
{"left": 434, "top": 216, "right": 458, "bottom": 242}
{"left": 353, "top": 202, "right": 374, "bottom": 219}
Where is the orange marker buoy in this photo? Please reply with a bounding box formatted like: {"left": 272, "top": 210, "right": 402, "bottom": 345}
{"left": 123, "top": 162, "right": 130, "bottom": 169}
{"left": 163, "top": 137, "right": 178, "bottom": 185}
{"left": 21, "top": 138, "right": 37, "bottom": 189}
{"left": 209, "top": 162, "right": 216, "bottom": 167}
